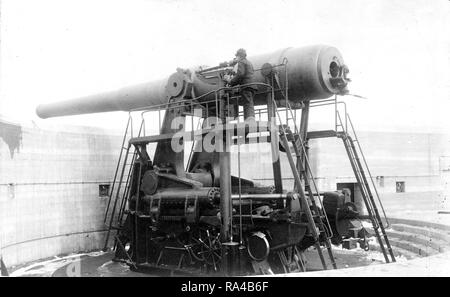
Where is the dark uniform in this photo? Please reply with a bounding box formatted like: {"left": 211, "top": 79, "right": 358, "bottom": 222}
{"left": 229, "top": 51, "right": 258, "bottom": 120}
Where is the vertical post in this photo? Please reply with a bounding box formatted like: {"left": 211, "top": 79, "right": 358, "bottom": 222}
{"left": 218, "top": 93, "right": 234, "bottom": 274}
{"left": 298, "top": 101, "right": 310, "bottom": 186}
{"left": 266, "top": 80, "right": 283, "bottom": 194}
{"left": 299, "top": 102, "right": 310, "bottom": 146}
{"left": 134, "top": 158, "right": 143, "bottom": 264}
{"left": 334, "top": 95, "right": 337, "bottom": 132}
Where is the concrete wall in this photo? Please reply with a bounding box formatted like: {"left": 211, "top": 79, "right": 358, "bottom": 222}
{"left": 230, "top": 129, "right": 450, "bottom": 218}
{"left": 0, "top": 118, "right": 122, "bottom": 267}
{"left": 311, "top": 131, "right": 449, "bottom": 193}
{"left": 234, "top": 130, "right": 450, "bottom": 194}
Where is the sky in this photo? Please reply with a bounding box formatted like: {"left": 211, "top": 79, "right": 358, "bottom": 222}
{"left": 0, "top": 0, "right": 449, "bottom": 133}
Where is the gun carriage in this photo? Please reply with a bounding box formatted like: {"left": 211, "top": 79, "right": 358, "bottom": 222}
{"left": 37, "top": 45, "right": 395, "bottom": 275}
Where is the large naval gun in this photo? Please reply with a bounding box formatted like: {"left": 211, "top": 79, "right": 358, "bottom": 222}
{"left": 37, "top": 45, "right": 395, "bottom": 275}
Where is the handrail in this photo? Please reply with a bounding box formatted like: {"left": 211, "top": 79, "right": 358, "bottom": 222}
{"left": 103, "top": 115, "right": 132, "bottom": 224}
{"left": 335, "top": 110, "right": 378, "bottom": 227}
{"left": 117, "top": 119, "right": 145, "bottom": 226}
{"left": 346, "top": 114, "right": 390, "bottom": 229}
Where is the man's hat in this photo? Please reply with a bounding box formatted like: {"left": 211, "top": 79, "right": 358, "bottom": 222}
{"left": 235, "top": 48, "right": 247, "bottom": 58}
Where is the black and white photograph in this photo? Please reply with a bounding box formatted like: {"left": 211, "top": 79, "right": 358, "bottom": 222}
{"left": 0, "top": 0, "right": 449, "bottom": 283}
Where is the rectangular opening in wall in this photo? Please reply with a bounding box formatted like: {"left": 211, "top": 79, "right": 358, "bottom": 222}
{"left": 396, "top": 181, "right": 405, "bottom": 193}
{"left": 99, "top": 184, "right": 110, "bottom": 197}
{"left": 7, "top": 183, "right": 15, "bottom": 199}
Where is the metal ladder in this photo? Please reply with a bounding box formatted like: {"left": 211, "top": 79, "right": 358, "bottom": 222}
{"left": 268, "top": 68, "right": 337, "bottom": 269}
{"left": 103, "top": 115, "right": 142, "bottom": 251}
{"left": 336, "top": 110, "right": 396, "bottom": 263}
{"left": 272, "top": 99, "right": 337, "bottom": 270}
{"left": 289, "top": 128, "right": 337, "bottom": 269}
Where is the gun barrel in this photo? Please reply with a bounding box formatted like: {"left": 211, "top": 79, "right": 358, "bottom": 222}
{"left": 36, "top": 45, "right": 349, "bottom": 119}
{"left": 36, "top": 78, "right": 169, "bottom": 119}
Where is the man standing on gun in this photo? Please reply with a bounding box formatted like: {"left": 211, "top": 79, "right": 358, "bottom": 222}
{"left": 224, "top": 48, "right": 257, "bottom": 122}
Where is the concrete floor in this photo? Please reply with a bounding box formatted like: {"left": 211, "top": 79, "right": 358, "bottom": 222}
{"left": 9, "top": 212, "right": 450, "bottom": 277}
{"left": 9, "top": 240, "right": 395, "bottom": 277}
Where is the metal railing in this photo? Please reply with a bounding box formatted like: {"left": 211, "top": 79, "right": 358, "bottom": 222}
{"left": 334, "top": 103, "right": 390, "bottom": 229}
